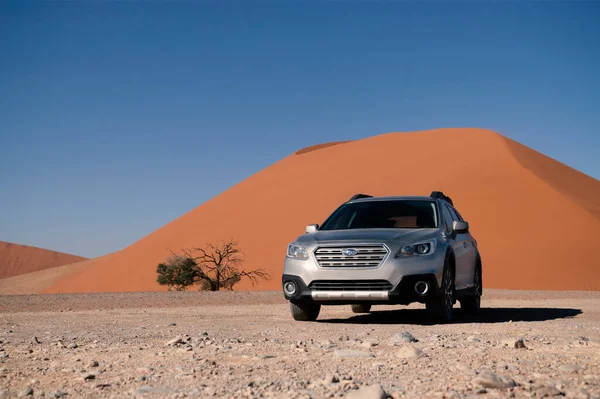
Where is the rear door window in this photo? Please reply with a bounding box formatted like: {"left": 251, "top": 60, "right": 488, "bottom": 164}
{"left": 446, "top": 205, "right": 460, "bottom": 222}
{"left": 451, "top": 207, "right": 464, "bottom": 221}
{"left": 441, "top": 204, "right": 454, "bottom": 233}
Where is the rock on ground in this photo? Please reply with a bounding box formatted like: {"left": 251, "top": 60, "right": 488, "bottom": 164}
{"left": 396, "top": 345, "right": 426, "bottom": 359}
{"left": 345, "top": 384, "right": 387, "bottom": 399}
{"left": 472, "top": 370, "right": 517, "bottom": 389}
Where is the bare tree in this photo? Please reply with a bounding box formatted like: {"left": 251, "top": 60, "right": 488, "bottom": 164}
{"left": 156, "top": 240, "right": 270, "bottom": 291}
{"left": 191, "top": 240, "right": 270, "bottom": 291}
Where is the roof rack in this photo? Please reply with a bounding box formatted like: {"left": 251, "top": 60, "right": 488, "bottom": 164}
{"left": 430, "top": 191, "right": 453, "bottom": 206}
{"left": 349, "top": 193, "right": 373, "bottom": 201}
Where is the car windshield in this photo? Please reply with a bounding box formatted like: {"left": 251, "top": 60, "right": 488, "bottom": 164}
{"left": 320, "top": 200, "right": 438, "bottom": 230}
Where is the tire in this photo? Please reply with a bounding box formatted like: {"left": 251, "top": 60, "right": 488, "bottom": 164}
{"left": 289, "top": 302, "right": 321, "bottom": 321}
{"left": 460, "top": 258, "right": 482, "bottom": 315}
{"left": 351, "top": 304, "right": 371, "bottom": 314}
{"left": 426, "top": 259, "right": 455, "bottom": 323}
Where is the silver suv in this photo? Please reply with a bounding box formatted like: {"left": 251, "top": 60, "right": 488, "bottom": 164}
{"left": 282, "top": 192, "right": 482, "bottom": 322}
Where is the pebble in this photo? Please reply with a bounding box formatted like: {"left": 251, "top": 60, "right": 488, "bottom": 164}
{"left": 17, "top": 387, "right": 33, "bottom": 398}
{"left": 334, "top": 349, "right": 375, "bottom": 358}
{"left": 345, "top": 384, "right": 387, "bottom": 399}
{"left": 536, "top": 385, "right": 563, "bottom": 397}
{"left": 472, "top": 370, "right": 516, "bottom": 389}
{"left": 134, "top": 386, "right": 177, "bottom": 395}
{"left": 514, "top": 339, "right": 527, "bottom": 349}
{"left": 51, "top": 391, "right": 68, "bottom": 398}
{"left": 82, "top": 373, "right": 96, "bottom": 381}
{"left": 87, "top": 360, "right": 99, "bottom": 368}
{"left": 391, "top": 332, "right": 418, "bottom": 345}
{"left": 359, "top": 340, "right": 378, "bottom": 348}
{"left": 559, "top": 364, "right": 580, "bottom": 373}
{"left": 66, "top": 343, "right": 78, "bottom": 349}
{"left": 396, "top": 346, "right": 426, "bottom": 359}
{"left": 467, "top": 336, "right": 481, "bottom": 343}
{"left": 166, "top": 337, "right": 183, "bottom": 346}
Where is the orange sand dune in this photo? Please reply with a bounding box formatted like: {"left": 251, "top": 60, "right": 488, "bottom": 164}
{"left": 40, "top": 128, "right": 600, "bottom": 294}
{"left": 0, "top": 241, "right": 86, "bottom": 280}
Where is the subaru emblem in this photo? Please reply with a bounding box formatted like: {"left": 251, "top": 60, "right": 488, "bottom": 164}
{"left": 342, "top": 248, "right": 358, "bottom": 256}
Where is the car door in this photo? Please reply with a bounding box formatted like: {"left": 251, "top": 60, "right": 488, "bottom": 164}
{"left": 441, "top": 204, "right": 468, "bottom": 289}
{"left": 451, "top": 206, "right": 478, "bottom": 288}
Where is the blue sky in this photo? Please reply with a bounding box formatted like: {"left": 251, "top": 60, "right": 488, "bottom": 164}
{"left": 1, "top": 2, "right": 598, "bottom": 257}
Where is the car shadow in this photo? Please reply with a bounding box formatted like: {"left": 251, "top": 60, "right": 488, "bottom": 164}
{"left": 317, "top": 307, "right": 582, "bottom": 325}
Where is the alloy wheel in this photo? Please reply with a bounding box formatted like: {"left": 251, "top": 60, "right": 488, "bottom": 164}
{"left": 443, "top": 267, "right": 454, "bottom": 318}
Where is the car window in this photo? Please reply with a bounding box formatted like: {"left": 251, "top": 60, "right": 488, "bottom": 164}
{"left": 320, "top": 200, "right": 438, "bottom": 230}
{"left": 441, "top": 204, "right": 454, "bottom": 233}
{"left": 450, "top": 206, "right": 464, "bottom": 221}
{"left": 446, "top": 205, "right": 460, "bottom": 222}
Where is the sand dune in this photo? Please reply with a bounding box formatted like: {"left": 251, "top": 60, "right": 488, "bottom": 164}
{"left": 0, "top": 241, "right": 86, "bottom": 281}
{"left": 8, "top": 128, "right": 598, "bottom": 294}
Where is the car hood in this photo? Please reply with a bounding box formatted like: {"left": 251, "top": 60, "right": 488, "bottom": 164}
{"left": 295, "top": 228, "right": 440, "bottom": 246}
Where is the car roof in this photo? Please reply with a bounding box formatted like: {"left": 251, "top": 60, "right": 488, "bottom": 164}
{"left": 347, "top": 196, "right": 436, "bottom": 204}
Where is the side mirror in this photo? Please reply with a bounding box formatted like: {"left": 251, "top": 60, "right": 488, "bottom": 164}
{"left": 305, "top": 224, "right": 319, "bottom": 234}
{"left": 452, "top": 221, "right": 469, "bottom": 234}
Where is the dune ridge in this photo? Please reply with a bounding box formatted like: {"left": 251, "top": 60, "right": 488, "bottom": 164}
{"left": 295, "top": 141, "right": 352, "bottom": 155}
{"left": 2, "top": 128, "right": 598, "bottom": 295}
{"left": 501, "top": 136, "right": 600, "bottom": 220}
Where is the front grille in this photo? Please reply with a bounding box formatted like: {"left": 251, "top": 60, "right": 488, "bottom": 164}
{"left": 314, "top": 245, "right": 388, "bottom": 268}
{"left": 309, "top": 280, "right": 393, "bottom": 291}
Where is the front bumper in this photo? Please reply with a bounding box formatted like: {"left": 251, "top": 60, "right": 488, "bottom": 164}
{"left": 282, "top": 244, "right": 446, "bottom": 305}
{"left": 282, "top": 273, "right": 442, "bottom": 305}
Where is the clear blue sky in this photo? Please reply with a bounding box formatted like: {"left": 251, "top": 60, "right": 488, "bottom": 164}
{"left": 1, "top": 2, "right": 598, "bottom": 257}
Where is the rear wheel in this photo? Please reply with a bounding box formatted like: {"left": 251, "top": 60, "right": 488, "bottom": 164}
{"left": 426, "top": 261, "right": 455, "bottom": 323}
{"left": 460, "top": 259, "right": 482, "bottom": 315}
{"left": 351, "top": 304, "right": 372, "bottom": 313}
{"left": 289, "top": 302, "right": 321, "bottom": 321}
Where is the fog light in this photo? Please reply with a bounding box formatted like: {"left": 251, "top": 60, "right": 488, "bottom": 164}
{"left": 283, "top": 281, "right": 297, "bottom": 295}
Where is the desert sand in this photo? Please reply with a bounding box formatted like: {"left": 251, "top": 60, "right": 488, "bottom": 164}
{"left": 0, "top": 290, "right": 599, "bottom": 398}
{"left": 0, "top": 241, "right": 86, "bottom": 281}
{"left": 2, "top": 128, "right": 599, "bottom": 295}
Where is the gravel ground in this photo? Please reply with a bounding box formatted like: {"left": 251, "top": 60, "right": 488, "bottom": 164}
{"left": 0, "top": 290, "right": 599, "bottom": 399}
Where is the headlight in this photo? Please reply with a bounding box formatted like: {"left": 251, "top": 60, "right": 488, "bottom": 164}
{"left": 287, "top": 243, "right": 308, "bottom": 260}
{"left": 396, "top": 240, "right": 435, "bottom": 257}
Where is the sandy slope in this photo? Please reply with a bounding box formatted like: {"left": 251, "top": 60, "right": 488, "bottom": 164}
{"left": 0, "top": 241, "right": 86, "bottom": 280}
{"left": 0, "top": 261, "right": 90, "bottom": 295}
{"left": 7, "top": 128, "right": 599, "bottom": 294}
{"left": 0, "top": 290, "right": 599, "bottom": 398}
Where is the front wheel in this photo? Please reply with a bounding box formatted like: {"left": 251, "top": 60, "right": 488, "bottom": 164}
{"left": 289, "top": 302, "right": 321, "bottom": 321}
{"left": 426, "top": 262, "right": 455, "bottom": 323}
{"left": 351, "top": 304, "right": 371, "bottom": 313}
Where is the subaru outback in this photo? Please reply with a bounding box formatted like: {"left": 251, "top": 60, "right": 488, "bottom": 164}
{"left": 282, "top": 191, "right": 482, "bottom": 322}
